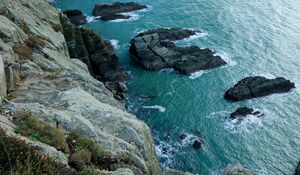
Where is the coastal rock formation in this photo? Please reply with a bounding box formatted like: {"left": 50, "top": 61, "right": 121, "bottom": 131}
{"left": 63, "top": 9, "right": 87, "bottom": 26}
{"left": 92, "top": 2, "right": 147, "bottom": 21}
{"left": 225, "top": 76, "right": 295, "bottom": 101}
{"left": 296, "top": 161, "right": 300, "bottom": 175}
{"left": 60, "top": 14, "right": 128, "bottom": 100}
{"left": 230, "top": 107, "right": 262, "bottom": 119}
{"left": 129, "top": 28, "right": 226, "bottom": 74}
{"left": 0, "top": 0, "right": 160, "bottom": 174}
{"left": 222, "top": 164, "right": 257, "bottom": 175}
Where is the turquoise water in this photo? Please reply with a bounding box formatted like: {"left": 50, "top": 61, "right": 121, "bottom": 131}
{"left": 55, "top": 0, "right": 300, "bottom": 174}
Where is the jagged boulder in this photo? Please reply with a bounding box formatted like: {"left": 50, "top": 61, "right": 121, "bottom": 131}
{"left": 230, "top": 107, "right": 262, "bottom": 119}
{"left": 225, "top": 76, "right": 295, "bottom": 101}
{"left": 60, "top": 14, "right": 128, "bottom": 100}
{"left": 63, "top": 9, "right": 87, "bottom": 26}
{"left": 92, "top": 2, "right": 147, "bottom": 21}
{"left": 129, "top": 28, "right": 226, "bottom": 74}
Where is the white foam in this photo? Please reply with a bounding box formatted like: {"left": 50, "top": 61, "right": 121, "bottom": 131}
{"left": 181, "top": 133, "right": 198, "bottom": 145}
{"left": 189, "top": 70, "right": 204, "bottom": 79}
{"left": 155, "top": 140, "right": 176, "bottom": 167}
{"left": 159, "top": 68, "right": 175, "bottom": 74}
{"left": 182, "top": 32, "right": 208, "bottom": 42}
{"left": 142, "top": 105, "right": 166, "bottom": 113}
{"left": 110, "top": 39, "right": 120, "bottom": 49}
{"left": 109, "top": 5, "right": 152, "bottom": 23}
{"left": 214, "top": 51, "right": 237, "bottom": 67}
{"left": 110, "top": 12, "right": 141, "bottom": 22}
{"left": 224, "top": 114, "right": 264, "bottom": 133}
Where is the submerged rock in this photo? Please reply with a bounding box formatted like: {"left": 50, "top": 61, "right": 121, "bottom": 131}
{"left": 63, "top": 9, "right": 87, "bottom": 26}
{"left": 136, "top": 28, "right": 199, "bottom": 41}
{"left": 180, "top": 133, "right": 188, "bottom": 140}
{"left": 222, "top": 163, "right": 257, "bottom": 175}
{"left": 92, "top": 2, "right": 147, "bottom": 21}
{"left": 192, "top": 139, "right": 202, "bottom": 149}
{"left": 225, "top": 76, "right": 295, "bottom": 101}
{"left": 230, "top": 107, "right": 262, "bottom": 119}
{"left": 129, "top": 28, "right": 226, "bottom": 74}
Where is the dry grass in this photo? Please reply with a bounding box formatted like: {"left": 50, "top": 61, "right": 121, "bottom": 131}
{"left": 0, "top": 128, "right": 62, "bottom": 174}
{"left": 14, "top": 111, "right": 69, "bottom": 153}
{"left": 12, "top": 43, "right": 33, "bottom": 60}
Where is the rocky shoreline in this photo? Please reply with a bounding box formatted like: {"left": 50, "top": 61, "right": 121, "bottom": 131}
{"left": 0, "top": 0, "right": 298, "bottom": 175}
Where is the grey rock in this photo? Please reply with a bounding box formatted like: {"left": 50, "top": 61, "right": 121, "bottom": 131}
{"left": 0, "top": 55, "right": 7, "bottom": 97}
{"left": 225, "top": 76, "right": 295, "bottom": 101}
{"left": 92, "top": 2, "right": 147, "bottom": 21}
{"left": 63, "top": 9, "right": 87, "bottom": 26}
{"left": 130, "top": 28, "right": 226, "bottom": 74}
{"left": 230, "top": 107, "right": 263, "bottom": 119}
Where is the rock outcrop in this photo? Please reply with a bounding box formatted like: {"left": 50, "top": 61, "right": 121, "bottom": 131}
{"left": 230, "top": 107, "right": 262, "bottom": 119}
{"left": 92, "top": 2, "right": 147, "bottom": 21}
{"left": 225, "top": 76, "right": 295, "bottom": 101}
{"left": 129, "top": 28, "right": 226, "bottom": 74}
{"left": 295, "top": 162, "right": 300, "bottom": 175}
{"left": 222, "top": 164, "right": 257, "bottom": 175}
{"left": 0, "top": 0, "right": 160, "bottom": 174}
{"left": 60, "top": 14, "right": 128, "bottom": 100}
{"left": 63, "top": 9, "right": 87, "bottom": 26}
{"left": 0, "top": 55, "right": 7, "bottom": 97}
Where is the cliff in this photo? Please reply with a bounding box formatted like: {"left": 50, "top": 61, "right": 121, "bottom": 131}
{"left": 0, "top": 0, "right": 160, "bottom": 174}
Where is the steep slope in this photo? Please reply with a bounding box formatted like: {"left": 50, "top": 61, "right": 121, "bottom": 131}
{"left": 0, "top": 0, "right": 160, "bottom": 174}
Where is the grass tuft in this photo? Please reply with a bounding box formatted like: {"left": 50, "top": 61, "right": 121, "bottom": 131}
{"left": 0, "top": 128, "right": 62, "bottom": 174}
{"left": 14, "top": 111, "right": 69, "bottom": 153}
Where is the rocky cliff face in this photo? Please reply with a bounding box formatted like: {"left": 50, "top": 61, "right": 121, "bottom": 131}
{"left": 0, "top": 0, "right": 160, "bottom": 174}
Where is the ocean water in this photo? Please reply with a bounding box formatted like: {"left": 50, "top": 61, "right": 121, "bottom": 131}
{"left": 55, "top": 0, "right": 300, "bottom": 174}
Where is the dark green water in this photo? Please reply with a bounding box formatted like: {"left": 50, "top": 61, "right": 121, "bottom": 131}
{"left": 55, "top": 0, "right": 300, "bottom": 174}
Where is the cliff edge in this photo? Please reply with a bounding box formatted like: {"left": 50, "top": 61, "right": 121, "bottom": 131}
{"left": 0, "top": 0, "right": 160, "bottom": 174}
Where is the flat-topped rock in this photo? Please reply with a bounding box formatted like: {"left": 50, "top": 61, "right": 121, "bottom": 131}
{"left": 63, "top": 9, "right": 87, "bottom": 26}
{"left": 136, "top": 28, "right": 199, "bottom": 41}
{"left": 225, "top": 76, "right": 295, "bottom": 101}
{"left": 129, "top": 29, "right": 226, "bottom": 74}
{"left": 230, "top": 107, "right": 262, "bottom": 119}
{"left": 92, "top": 2, "right": 147, "bottom": 21}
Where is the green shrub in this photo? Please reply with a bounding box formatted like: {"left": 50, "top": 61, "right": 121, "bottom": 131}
{"left": 14, "top": 111, "right": 69, "bottom": 153}
{"left": 0, "top": 128, "right": 61, "bottom": 174}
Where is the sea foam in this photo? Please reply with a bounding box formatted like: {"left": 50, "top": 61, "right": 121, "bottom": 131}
{"left": 142, "top": 105, "right": 166, "bottom": 113}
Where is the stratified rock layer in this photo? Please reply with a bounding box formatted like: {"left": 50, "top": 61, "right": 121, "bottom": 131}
{"left": 225, "top": 76, "right": 295, "bottom": 101}
{"left": 129, "top": 28, "right": 226, "bottom": 74}
{"left": 92, "top": 2, "right": 147, "bottom": 21}
{"left": 60, "top": 14, "right": 128, "bottom": 100}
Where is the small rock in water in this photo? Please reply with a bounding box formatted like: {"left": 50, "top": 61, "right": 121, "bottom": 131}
{"left": 230, "top": 107, "right": 264, "bottom": 119}
{"left": 193, "top": 139, "right": 202, "bottom": 149}
{"left": 179, "top": 133, "right": 187, "bottom": 140}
